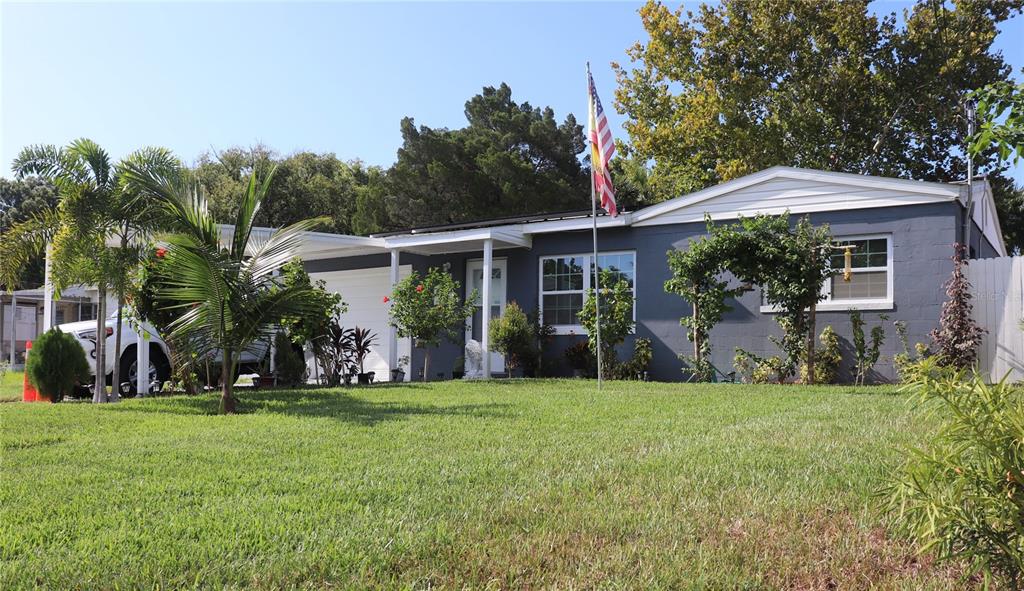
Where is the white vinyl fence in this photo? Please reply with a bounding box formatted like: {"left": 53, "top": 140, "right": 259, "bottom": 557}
{"left": 966, "top": 256, "right": 1024, "bottom": 383}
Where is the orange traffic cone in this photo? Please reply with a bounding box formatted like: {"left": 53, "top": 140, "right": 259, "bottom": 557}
{"left": 22, "top": 340, "right": 38, "bottom": 402}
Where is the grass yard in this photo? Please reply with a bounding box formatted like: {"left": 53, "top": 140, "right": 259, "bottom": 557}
{"left": 0, "top": 380, "right": 959, "bottom": 589}
{"left": 0, "top": 370, "right": 23, "bottom": 402}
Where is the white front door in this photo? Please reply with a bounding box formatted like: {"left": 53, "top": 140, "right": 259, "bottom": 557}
{"left": 466, "top": 258, "right": 507, "bottom": 373}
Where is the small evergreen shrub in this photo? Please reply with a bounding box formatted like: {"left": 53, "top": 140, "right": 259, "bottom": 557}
{"left": 274, "top": 331, "right": 307, "bottom": 387}
{"left": 799, "top": 325, "right": 841, "bottom": 384}
{"left": 578, "top": 271, "right": 635, "bottom": 379}
{"left": 489, "top": 301, "right": 534, "bottom": 372}
{"left": 26, "top": 328, "right": 90, "bottom": 402}
{"left": 886, "top": 359, "right": 1024, "bottom": 587}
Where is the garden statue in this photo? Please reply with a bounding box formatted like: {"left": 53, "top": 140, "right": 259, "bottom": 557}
{"left": 464, "top": 339, "right": 484, "bottom": 379}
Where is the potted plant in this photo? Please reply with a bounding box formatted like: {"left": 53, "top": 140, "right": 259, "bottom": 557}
{"left": 351, "top": 327, "right": 379, "bottom": 385}
{"left": 391, "top": 355, "right": 409, "bottom": 382}
{"left": 452, "top": 356, "right": 465, "bottom": 380}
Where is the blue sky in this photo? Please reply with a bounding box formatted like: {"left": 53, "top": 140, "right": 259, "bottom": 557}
{"left": 2, "top": 1, "right": 1022, "bottom": 183}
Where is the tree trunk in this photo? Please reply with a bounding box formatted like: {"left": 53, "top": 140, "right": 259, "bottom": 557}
{"left": 220, "top": 346, "right": 235, "bottom": 414}
{"left": 92, "top": 285, "right": 108, "bottom": 403}
{"left": 692, "top": 293, "right": 702, "bottom": 379}
{"left": 110, "top": 293, "right": 124, "bottom": 402}
{"left": 423, "top": 347, "right": 431, "bottom": 382}
{"left": 805, "top": 302, "right": 817, "bottom": 385}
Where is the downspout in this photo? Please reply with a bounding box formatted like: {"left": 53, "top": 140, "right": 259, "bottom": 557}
{"left": 962, "top": 100, "right": 976, "bottom": 255}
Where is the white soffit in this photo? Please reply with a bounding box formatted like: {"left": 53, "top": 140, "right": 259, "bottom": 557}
{"left": 631, "top": 166, "right": 962, "bottom": 227}
{"left": 382, "top": 227, "right": 532, "bottom": 255}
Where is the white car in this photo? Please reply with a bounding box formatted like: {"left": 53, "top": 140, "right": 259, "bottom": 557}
{"left": 57, "top": 311, "right": 272, "bottom": 396}
{"left": 57, "top": 312, "right": 171, "bottom": 397}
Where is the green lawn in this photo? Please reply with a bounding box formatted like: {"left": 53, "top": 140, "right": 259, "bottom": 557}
{"left": 0, "top": 380, "right": 959, "bottom": 589}
{"left": 0, "top": 370, "right": 23, "bottom": 402}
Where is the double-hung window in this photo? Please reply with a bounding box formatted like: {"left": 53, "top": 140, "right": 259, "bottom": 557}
{"left": 539, "top": 251, "right": 636, "bottom": 333}
{"left": 760, "top": 234, "right": 893, "bottom": 312}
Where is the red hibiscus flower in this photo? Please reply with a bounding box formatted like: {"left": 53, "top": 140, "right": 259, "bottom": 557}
{"left": 155, "top": 247, "right": 167, "bottom": 258}
{"left": 416, "top": 284, "right": 425, "bottom": 293}
{"left": 383, "top": 296, "right": 390, "bottom": 304}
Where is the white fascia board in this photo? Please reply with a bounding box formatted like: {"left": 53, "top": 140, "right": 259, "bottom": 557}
{"left": 631, "top": 166, "right": 960, "bottom": 224}
{"left": 631, "top": 194, "right": 953, "bottom": 227}
{"left": 383, "top": 227, "right": 531, "bottom": 251}
{"left": 520, "top": 213, "right": 632, "bottom": 235}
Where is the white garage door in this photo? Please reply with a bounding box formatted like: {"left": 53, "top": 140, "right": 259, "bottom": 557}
{"left": 310, "top": 265, "right": 412, "bottom": 382}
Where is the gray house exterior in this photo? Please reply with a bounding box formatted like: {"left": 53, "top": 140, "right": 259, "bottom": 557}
{"left": 300, "top": 166, "right": 1006, "bottom": 383}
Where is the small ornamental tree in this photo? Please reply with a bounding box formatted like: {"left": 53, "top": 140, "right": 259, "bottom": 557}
{"left": 578, "top": 270, "right": 636, "bottom": 379}
{"left": 665, "top": 225, "right": 746, "bottom": 381}
{"left": 389, "top": 267, "right": 475, "bottom": 381}
{"left": 489, "top": 301, "right": 534, "bottom": 374}
{"left": 26, "top": 328, "right": 90, "bottom": 402}
{"left": 931, "top": 244, "right": 986, "bottom": 370}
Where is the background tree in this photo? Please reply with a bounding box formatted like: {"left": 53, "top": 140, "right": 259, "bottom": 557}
{"left": 193, "top": 145, "right": 383, "bottom": 235}
{"left": 386, "top": 83, "right": 590, "bottom": 228}
{"left": 615, "top": 0, "right": 1024, "bottom": 251}
{"left": 0, "top": 177, "right": 58, "bottom": 287}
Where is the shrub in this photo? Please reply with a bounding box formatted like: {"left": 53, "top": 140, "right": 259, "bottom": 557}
{"left": 893, "top": 320, "right": 930, "bottom": 383}
{"left": 930, "top": 243, "right": 986, "bottom": 370}
{"left": 850, "top": 309, "right": 888, "bottom": 385}
{"left": 799, "top": 325, "right": 841, "bottom": 384}
{"left": 489, "top": 301, "right": 534, "bottom": 372}
{"left": 577, "top": 271, "right": 635, "bottom": 379}
{"left": 26, "top": 328, "right": 90, "bottom": 402}
{"left": 734, "top": 348, "right": 786, "bottom": 384}
{"left": 564, "top": 341, "right": 594, "bottom": 375}
{"left": 886, "top": 359, "right": 1024, "bottom": 587}
{"left": 351, "top": 327, "right": 378, "bottom": 375}
{"left": 274, "top": 331, "right": 307, "bottom": 387}
{"left": 615, "top": 338, "right": 653, "bottom": 380}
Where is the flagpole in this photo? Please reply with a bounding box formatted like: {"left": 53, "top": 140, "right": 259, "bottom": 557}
{"left": 587, "top": 62, "right": 603, "bottom": 390}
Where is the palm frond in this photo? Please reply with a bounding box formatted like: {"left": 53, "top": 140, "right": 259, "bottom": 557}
{"left": 243, "top": 216, "right": 330, "bottom": 279}
{"left": 66, "top": 138, "right": 112, "bottom": 189}
{"left": 231, "top": 165, "right": 277, "bottom": 262}
{"left": 0, "top": 209, "right": 60, "bottom": 289}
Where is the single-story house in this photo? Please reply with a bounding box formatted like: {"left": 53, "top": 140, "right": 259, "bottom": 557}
{"left": 296, "top": 166, "right": 1006, "bottom": 383}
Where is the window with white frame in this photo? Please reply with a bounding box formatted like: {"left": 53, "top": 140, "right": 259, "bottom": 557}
{"left": 827, "top": 235, "right": 892, "bottom": 304}
{"left": 760, "top": 234, "right": 893, "bottom": 312}
{"left": 539, "top": 251, "right": 636, "bottom": 331}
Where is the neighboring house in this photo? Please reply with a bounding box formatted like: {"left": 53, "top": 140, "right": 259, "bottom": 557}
{"left": 1, "top": 285, "right": 110, "bottom": 368}
{"left": 299, "top": 166, "right": 1006, "bottom": 383}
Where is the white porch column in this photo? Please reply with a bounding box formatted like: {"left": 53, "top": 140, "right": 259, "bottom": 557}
{"left": 388, "top": 249, "right": 400, "bottom": 379}
{"left": 136, "top": 329, "right": 150, "bottom": 396}
{"left": 481, "top": 239, "right": 493, "bottom": 379}
{"left": 9, "top": 291, "right": 17, "bottom": 366}
{"left": 42, "top": 244, "right": 54, "bottom": 331}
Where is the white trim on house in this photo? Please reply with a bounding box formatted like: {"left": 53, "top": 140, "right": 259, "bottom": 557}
{"left": 381, "top": 227, "right": 532, "bottom": 255}
{"left": 538, "top": 250, "right": 637, "bottom": 335}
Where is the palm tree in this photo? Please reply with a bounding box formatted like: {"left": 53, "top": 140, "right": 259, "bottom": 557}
{"left": 123, "top": 164, "right": 327, "bottom": 414}
{"left": 0, "top": 140, "right": 178, "bottom": 402}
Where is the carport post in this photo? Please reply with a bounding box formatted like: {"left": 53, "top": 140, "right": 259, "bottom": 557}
{"left": 136, "top": 329, "right": 150, "bottom": 396}
{"left": 388, "top": 249, "right": 400, "bottom": 379}
{"left": 482, "top": 239, "right": 493, "bottom": 379}
{"left": 9, "top": 291, "right": 16, "bottom": 367}
{"left": 42, "top": 244, "right": 54, "bottom": 332}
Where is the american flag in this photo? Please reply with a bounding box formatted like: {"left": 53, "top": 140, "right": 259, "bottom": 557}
{"left": 588, "top": 70, "right": 617, "bottom": 217}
